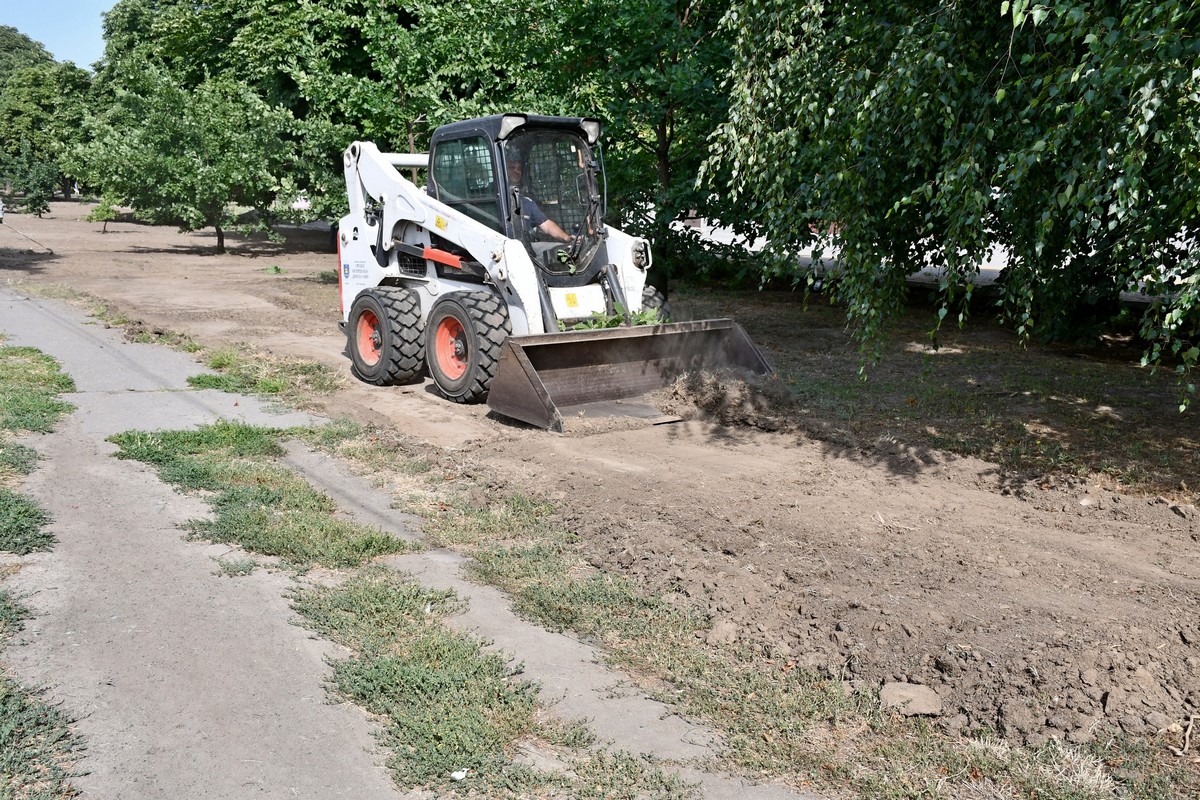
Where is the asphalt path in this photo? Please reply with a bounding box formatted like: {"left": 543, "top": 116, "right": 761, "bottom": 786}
{"left": 0, "top": 287, "right": 815, "bottom": 800}
{"left": 1, "top": 288, "right": 402, "bottom": 798}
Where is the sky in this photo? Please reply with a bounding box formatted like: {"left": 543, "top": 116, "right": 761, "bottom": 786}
{"left": 1, "top": 1, "right": 116, "bottom": 70}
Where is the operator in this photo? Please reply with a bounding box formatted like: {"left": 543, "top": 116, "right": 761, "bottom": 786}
{"left": 506, "top": 158, "right": 572, "bottom": 243}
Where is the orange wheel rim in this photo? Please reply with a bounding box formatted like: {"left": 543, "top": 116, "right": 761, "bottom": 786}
{"left": 356, "top": 309, "right": 382, "bottom": 366}
{"left": 434, "top": 317, "right": 468, "bottom": 380}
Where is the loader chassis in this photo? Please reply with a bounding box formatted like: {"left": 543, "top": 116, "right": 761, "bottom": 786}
{"left": 338, "top": 112, "right": 770, "bottom": 430}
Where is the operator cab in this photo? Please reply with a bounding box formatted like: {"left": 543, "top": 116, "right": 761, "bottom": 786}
{"left": 428, "top": 113, "right": 607, "bottom": 287}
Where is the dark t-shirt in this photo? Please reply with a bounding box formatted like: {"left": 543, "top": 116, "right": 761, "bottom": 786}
{"left": 520, "top": 196, "right": 548, "bottom": 229}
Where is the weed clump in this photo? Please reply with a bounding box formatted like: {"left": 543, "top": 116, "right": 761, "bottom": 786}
{"left": 0, "top": 489, "right": 54, "bottom": 554}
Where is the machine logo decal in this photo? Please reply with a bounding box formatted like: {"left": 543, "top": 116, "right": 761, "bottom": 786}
{"left": 342, "top": 263, "right": 350, "bottom": 279}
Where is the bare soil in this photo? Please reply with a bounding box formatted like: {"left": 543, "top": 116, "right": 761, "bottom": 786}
{"left": 3, "top": 202, "right": 1198, "bottom": 754}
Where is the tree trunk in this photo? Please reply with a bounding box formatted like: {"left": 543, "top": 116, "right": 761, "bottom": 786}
{"left": 215, "top": 224, "right": 225, "bottom": 254}
{"left": 655, "top": 116, "right": 672, "bottom": 194}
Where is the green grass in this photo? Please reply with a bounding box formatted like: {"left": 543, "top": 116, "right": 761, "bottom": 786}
{"left": 108, "top": 421, "right": 415, "bottom": 569}
{"left": 0, "top": 347, "right": 75, "bottom": 433}
{"left": 0, "top": 441, "right": 39, "bottom": 485}
{"left": 0, "top": 591, "right": 82, "bottom": 799}
{"left": 0, "top": 488, "right": 55, "bottom": 554}
{"left": 292, "top": 567, "right": 693, "bottom": 799}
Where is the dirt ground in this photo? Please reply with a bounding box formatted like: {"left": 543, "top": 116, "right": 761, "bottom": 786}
{"left": 2, "top": 202, "right": 1198, "bottom": 754}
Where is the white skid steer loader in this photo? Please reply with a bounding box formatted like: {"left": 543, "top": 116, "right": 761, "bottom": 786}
{"left": 337, "top": 113, "right": 769, "bottom": 431}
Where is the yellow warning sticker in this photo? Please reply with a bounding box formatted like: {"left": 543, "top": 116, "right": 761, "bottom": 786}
{"left": 435, "top": 215, "right": 448, "bottom": 230}
{"left": 566, "top": 293, "right": 578, "bottom": 308}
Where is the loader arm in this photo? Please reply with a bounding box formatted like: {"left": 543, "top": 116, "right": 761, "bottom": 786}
{"left": 339, "top": 142, "right": 546, "bottom": 336}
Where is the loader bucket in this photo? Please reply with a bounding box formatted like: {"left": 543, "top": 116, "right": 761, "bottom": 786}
{"left": 486, "top": 319, "right": 771, "bottom": 432}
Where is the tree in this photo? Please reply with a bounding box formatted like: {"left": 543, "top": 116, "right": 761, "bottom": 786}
{"left": 0, "top": 26, "right": 52, "bottom": 85}
{"left": 557, "top": 0, "right": 738, "bottom": 283}
{"left": 85, "top": 0, "right": 744, "bottom": 278}
{"left": 0, "top": 27, "right": 66, "bottom": 199}
{"left": 9, "top": 142, "right": 57, "bottom": 216}
{"left": 0, "top": 61, "right": 93, "bottom": 199}
{"left": 711, "top": 1, "right": 1198, "bottom": 402}
{"left": 75, "top": 68, "right": 294, "bottom": 252}
{"left": 91, "top": 0, "right": 563, "bottom": 221}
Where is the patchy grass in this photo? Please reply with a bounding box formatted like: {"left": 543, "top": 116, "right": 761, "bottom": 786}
{"left": 304, "top": 422, "right": 1197, "bottom": 800}
{"left": 188, "top": 346, "right": 343, "bottom": 407}
{"left": 108, "top": 421, "right": 414, "bottom": 570}
{"left": 121, "top": 320, "right": 203, "bottom": 352}
{"left": 292, "top": 567, "right": 694, "bottom": 799}
{"left": 0, "top": 592, "right": 82, "bottom": 798}
{"left": 214, "top": 557, "right": 258, "bottom": 577}
{"left": 0, "top": 346, "right": 75, "bottom": 433}
{"left": 110, "top": 420, "right": 688, "bottom": 796}
{"left": 0, "top": 343, "right": 80, "bottom": 795}
{"left": 425, "top": 494, "right": 554, "bottom": 548}
{"left": 0, "top": 489, "right": 54, "bottom": 554}
{"left": 7, "top": 289, "right": 335, "bottom": 408}
{"left": 458, "top": 495, "right": 1197, "bottom": 799}
{"left": 0, "top": 441, "right": 39, "bottom": 487}
{"left": 0, "top": 344, "right": 70, "bottom": 551}
{"left": 297, "top": 422, "right": 436, "bottom": 479}
{"left": 0, "top": 588, "right": 31, "bottom": 637}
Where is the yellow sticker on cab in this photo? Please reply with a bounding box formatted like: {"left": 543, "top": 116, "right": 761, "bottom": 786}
{"left": 435, "top": 215, "right": 448, "bottom": 230}
{"left": 566, "top": 293, "right": 578, "bottom": 308}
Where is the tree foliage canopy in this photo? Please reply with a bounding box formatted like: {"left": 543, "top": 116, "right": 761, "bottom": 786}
{"left": 560, "top": 1, "right": 736, "bottom": 279}
{"left": 0, "top": 26, "right": 53, "bottom": 86}
{"left": 712, "top": 1, "right": 1198, "bottom": 397}
{"left": 75, "top": 67, "right": 294, "bottom": 252}
{"left": 0, "top": 36, "right": 90, "bottom": 211}
{"left": 1, "top": 1, "right": 1195, "bottom": 398}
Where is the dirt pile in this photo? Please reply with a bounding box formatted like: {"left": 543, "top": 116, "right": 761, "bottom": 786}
{"left": 656, "top": 369, "right": 799, "bottom": 431}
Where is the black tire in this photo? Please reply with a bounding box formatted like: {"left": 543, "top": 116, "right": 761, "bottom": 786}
{"left": 641, "top": 284, "right": 671, "bottom": 322}
{"left": 425, "top": 291, "right": 511, "bottom": 403}
{"left": 347, "top": 286, "right": 423, "bottom": 385}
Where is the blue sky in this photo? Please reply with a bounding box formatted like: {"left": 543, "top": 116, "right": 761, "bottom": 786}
{"left": 2, "top": 1, "right": 116, "bottom": 69}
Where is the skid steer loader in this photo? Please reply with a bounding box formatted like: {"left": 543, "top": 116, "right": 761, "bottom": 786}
{"left": 337, "top": 113, "right": 769, "bottom": 431}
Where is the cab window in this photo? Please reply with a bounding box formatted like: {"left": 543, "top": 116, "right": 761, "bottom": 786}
{"left": 431, "top": 135, "right": 501, "bottom": 232}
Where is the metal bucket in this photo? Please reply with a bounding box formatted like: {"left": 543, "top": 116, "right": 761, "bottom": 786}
{"left": 486, "top": 319, "right": 771, "bottom": 432}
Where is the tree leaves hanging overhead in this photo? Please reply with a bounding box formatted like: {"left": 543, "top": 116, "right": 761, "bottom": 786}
{"left": 712, "top": 1, "right": 1198, "bottom": 398}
